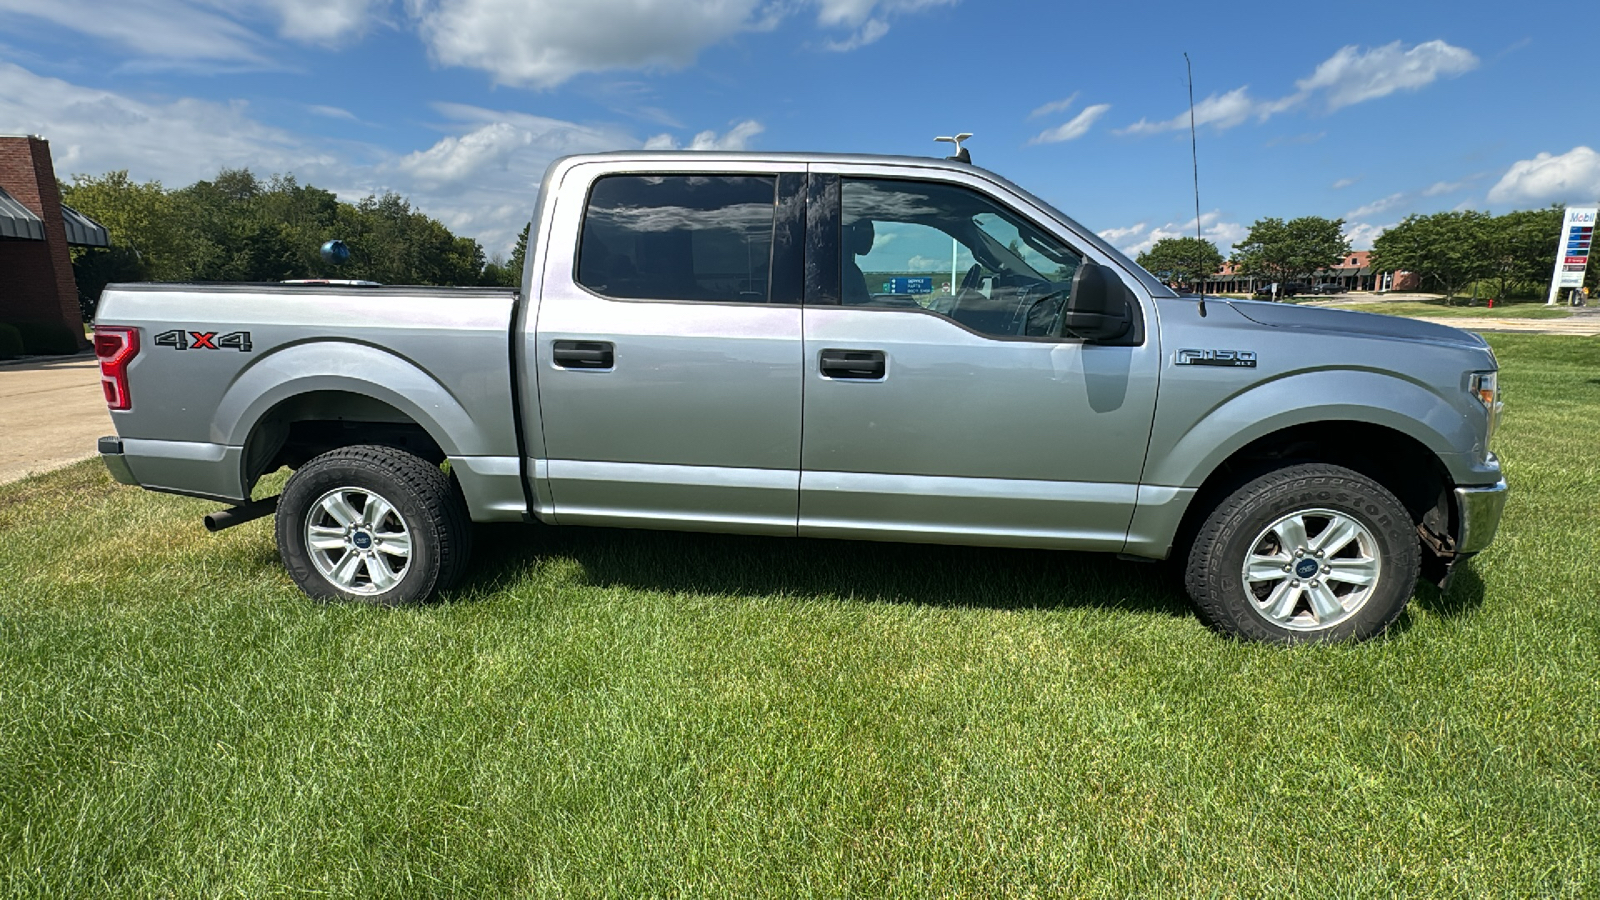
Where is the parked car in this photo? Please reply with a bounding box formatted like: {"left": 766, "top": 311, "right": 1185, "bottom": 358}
{"left": 1312, "top": 283, "right": 1346, "bottom": 295}
{"left": 1252, "top": 282, "right": 1309, "bottom": 299}
{"left": 93, "top": 150, "right": 1506, "bottom": 643}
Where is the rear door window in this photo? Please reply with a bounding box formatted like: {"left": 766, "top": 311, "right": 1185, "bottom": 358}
{"left": 577, "top": 175, "right": 777, "bottom": 303}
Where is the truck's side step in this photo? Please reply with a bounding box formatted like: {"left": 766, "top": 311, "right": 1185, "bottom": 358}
{"left": 204, "top": 496, "right": 280, "bottom": 532}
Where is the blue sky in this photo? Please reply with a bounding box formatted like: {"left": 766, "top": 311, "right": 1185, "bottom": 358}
{"left": 2, "top": 0, "right": 1597, "bottom": 260}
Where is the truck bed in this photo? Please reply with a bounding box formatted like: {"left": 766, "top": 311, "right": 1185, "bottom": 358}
{"left": 96, "top": 283, "right": 522, "bottom": 512}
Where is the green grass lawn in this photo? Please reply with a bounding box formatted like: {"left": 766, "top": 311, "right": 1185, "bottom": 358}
{"left": 1322, "top": 300, "right": 1574, "bottom": 320}
{"left": 3, "top": 335, "right": 1599, "bottom": 897}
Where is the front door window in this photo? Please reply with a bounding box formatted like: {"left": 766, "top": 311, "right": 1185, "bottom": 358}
{"left": 839, "top": 178, "right": 1082, "bottom": 339}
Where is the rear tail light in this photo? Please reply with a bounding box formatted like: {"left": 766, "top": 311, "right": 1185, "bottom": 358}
{"left": 94, "top": 326, "right": 139, "bottom": 411}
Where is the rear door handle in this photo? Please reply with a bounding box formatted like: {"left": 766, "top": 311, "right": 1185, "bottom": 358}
{"left": 819, "top": 349, "right": 886, "bottom": 380}
{"left": 552, "top": 340, "right": 614, "bottom": 369}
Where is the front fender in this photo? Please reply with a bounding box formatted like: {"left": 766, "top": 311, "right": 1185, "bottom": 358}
{"left": 1143, "top": 368, "right": 1480, "bottom": 489}
{"left": 214, "top": 340, "right": 489, "bottom": 456}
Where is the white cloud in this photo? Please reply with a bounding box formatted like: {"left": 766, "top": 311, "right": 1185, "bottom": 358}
{"left": 1120, "top": 86, "right": 1261, "bottom": 135}
{"left": 1346, "top": 192, "right": 1406, "bottom": 220}
{"left": 822, "top": 17, "right": 889, "bottom": 51}
{"left": 1346, "top": 221, "right": 1391, "bottom": 250}
{"left": 1204, "top": 218, "right": 1249, "bottom": 258}
{"left": 1029, "top": 104, "right": 1110, "bottom": 145}
{"left": 0, "top": 0, "right": 392, "bottom": 63}
{"left": 0, "top": 62, "right": 320, "bottom": 186}
{"left": 1105, "top": 211, "right": 1245, "bottom": 258}
{"left": 1097, "top": 223, "right": 1147, "bottom": 244}
{"left": 1487, "top": 146, "right": 1600, "bottom": 205}
{"left": 905, "top": 254, "right": 947, "bottom": 272}
{"left": 817, "top": 0, "right": 911, "bottom": 25}
{"left": 642, "top": 120, "right": 765, "bottom": 151}
{"left": 0, "top": 0, "right": 271, "bottom": 66}
{"left": 1121, "top": 40, "right": 1476, "bottom": 135}
{"left": 247, "top": 0, "right": 392, "bottom": 44}
{"left": 381, "top": 103, "right": 641, "bottom": 252}
{"left": 1332, "top": 177, "right": 1359, "bottom": 189}
{"left": 309, "top": 105, "right": 358, "bottom": 120}
{"left": 408, "top": 0, "right": 951, "bottom": 88}
{"left": 1294, "top": 40, "right": 1478, "bottom": 111}
{"left": 1030, "top": 93, "right": 1079, "bottom": 119}
{"left": 393, "top": 122, "right": 533, "bottom": 187}
{"left": 411, "top": 0, "right": 761, "bottom": 88}
{"left": 1422, "top": 179, "right": 1468, "bottom": 197}
{"left": 692, "top": 120, "right": 764, "bottom": 150}
{"left": 0, "top": 61, "right": 763, "bottom": 258}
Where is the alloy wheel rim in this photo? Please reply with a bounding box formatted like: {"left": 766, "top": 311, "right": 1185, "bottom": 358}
{"left": 304, "top": 487, "right": 413, "bottom": 595}
{"left": 1240, "top": 507, "right": 1382, "bottom": 631}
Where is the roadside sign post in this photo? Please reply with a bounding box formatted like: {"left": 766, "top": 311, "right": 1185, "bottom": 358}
{"left": 1547, "top": 207, "right": 1596, "bottom": 305}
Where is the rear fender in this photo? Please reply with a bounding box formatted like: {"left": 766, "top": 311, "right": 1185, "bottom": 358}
{"left": 215, "top": 341, "right": 484, "bottom": 457}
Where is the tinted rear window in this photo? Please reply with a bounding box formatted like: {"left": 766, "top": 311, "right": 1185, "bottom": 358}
{"left": 577, "top": 175, "right": 777, "bottom": 303}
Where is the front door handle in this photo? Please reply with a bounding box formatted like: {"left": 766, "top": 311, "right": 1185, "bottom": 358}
{"left": 819, "top": 349, "right": 886, "bottom": 380}
{"left": 552, "top": 340, "right": 614, "bottom": 369}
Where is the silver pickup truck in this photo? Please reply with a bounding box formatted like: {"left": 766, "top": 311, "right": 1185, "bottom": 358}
{"left": 94, "top": 151, "right": 1507, "bottom": 642}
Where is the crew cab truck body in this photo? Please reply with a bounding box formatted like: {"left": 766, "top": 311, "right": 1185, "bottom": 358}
{"left": 95, "top": 151, "right": 1507, "bottom": 642}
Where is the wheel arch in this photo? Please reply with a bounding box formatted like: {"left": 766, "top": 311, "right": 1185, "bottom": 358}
{"left": 1169, "top": 419, "right": 1456, "bottom": 574}
{"left": 217, "top": 343, "right": 479, "bottom": 494}
{"left": 1145, "top": 370, "right": 1474, "bottom": 492}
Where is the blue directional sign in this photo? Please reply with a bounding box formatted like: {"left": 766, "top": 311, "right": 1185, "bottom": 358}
{"left": 881, "top": 276, "right": 935, "bottom": 294}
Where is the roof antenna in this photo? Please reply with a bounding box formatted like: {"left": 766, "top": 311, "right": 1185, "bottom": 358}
{"left": 1184, "top": 52, "right": 1207, "bottom": 317}
{"left": 935, "top": 133, "right": 972, "bottom": 164}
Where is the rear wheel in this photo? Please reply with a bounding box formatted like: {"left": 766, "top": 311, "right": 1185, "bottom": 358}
{"left": 1184, "top": 463, "right": 1419, "bottom": 643}
{"left": 275, "top": 444, "right": 470, "bottom": 605}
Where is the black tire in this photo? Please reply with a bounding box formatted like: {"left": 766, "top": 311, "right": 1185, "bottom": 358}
{"left": 275, "top": 444, "right": 471, "bottom": 605}
{"left": 1184, "top": 463, "right": 1419, "bottom": 643}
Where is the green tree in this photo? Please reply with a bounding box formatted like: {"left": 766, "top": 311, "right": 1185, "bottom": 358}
{"left": 1483, "top": 207, "right": 1562, "bottom": 301}
{"left": 1231, "top": 216, "right": 1351, "bottom": 288}
{"left": 60, "top": 171, "right": 196, "bottom": 280}
{"left": 63, "top": 165, "right": 498, "bottom": 288}
{"left": 335, "top": 192, "right": 485, "bottom": 285}
{"left": 71, "top": 246, "right": 147, "bottom": 321}
{"left": 1370, "top": 211, "right": 1494, "bottom": 304}
{"left": 508, "top": 222, "right": 530, "bottom": 284}
{"left": 1136, "top": 237, "right": 1224, "bottom": 289}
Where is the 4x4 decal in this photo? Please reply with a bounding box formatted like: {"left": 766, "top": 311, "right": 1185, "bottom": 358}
{"left": 153, "top": 330, "right": 252, "bottom": 352}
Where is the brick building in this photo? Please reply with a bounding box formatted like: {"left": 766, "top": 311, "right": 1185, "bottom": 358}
{"left": 1, "top": 134, "right": 108, "bottom": 352}
{"left": 1199, "top": 250, "right": 1418, "bottom": 295}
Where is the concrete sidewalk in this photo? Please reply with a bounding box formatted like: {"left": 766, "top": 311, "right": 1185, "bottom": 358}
{"left": 1414, "top": 315, "right": 1600, "bottom": 335}
{"left": 0, "top": 353, "right": 112, "bottom": 484}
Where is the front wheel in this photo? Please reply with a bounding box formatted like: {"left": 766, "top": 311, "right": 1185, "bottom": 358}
{"left": 275, "top": 444, "right": 471, "bottom": 605}
{"left": 1184, "top": 464, "right": 1419, "bottom": 643}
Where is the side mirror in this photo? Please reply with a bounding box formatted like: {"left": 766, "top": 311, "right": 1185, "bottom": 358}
{"left": 1061, "top": 261, "right": 1134, "bottom": 342}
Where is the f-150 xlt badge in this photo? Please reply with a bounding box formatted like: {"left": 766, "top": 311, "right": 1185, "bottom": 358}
{"left": 1175, "top": 348, "right": 1256, "bottom": 367}
{"left": 153, "top": 330, "right": 252, "bottom": 352}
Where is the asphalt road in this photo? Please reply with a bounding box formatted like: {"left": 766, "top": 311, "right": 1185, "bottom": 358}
{"left": 0, "top": 353, "right": 112, "bottom": 484}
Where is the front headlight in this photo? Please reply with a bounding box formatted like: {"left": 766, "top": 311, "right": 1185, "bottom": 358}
{"left": 1469, "top": 370, "right": 1502, "bottom": 449}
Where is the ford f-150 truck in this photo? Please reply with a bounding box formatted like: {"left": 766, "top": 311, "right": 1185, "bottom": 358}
{"left": 94, "top": 151, "right": 1507, "bottom": 642}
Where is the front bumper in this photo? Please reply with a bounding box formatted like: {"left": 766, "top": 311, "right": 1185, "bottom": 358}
{"left": 99, "top": 436, "right": 139, "bottom": 486}
{"left": 1455, "top": 478, "right": 1509, "bottom": 554}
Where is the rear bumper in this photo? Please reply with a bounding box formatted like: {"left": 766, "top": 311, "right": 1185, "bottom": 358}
{"left": 99, "top": 436, "right": 139, "bottom": 486}
{"left": 1455, "top": 478, "right": 1509, "bottom": 554}
{"left": 97, "top": 435, "right": 245, "bottom": 503}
